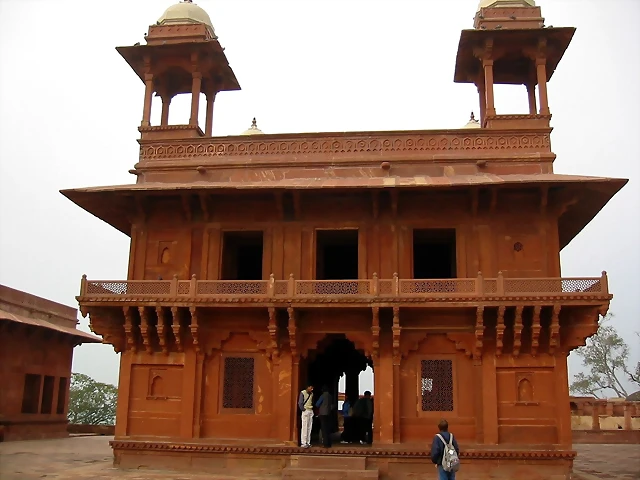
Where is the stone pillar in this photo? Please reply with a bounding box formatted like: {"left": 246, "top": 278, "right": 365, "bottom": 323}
{"left": 114, "top": 352, "right": 133, "bottom": 437}
{"left": 192, "top": 352, "right": 205, "bottom": 437}
{"left": 624, "top": 403, "right": 633, "bottom": 430}
{"left": 376, "top": 345, "right": 394, "bottom": 444}
{"left": 160, "top": 95, "right": 172, "bottom": 126}
{"left": 483, "top": 59, "right": 496, "bottom": 117}
{"left": 477, "top": 79, "right": 486, "bottom": 126}
{"left": 526, "top": 83, "right": 537, "bottom": 114}
{"left": 180, "top": 348, "right": 198, "bottom": 438}
{"left": 605, "top": 401, "right": 614, "bottom": 416}
{"left": 554, "top": 353, "right": 573, "bottom": 446}
{"left": 591, "top": 401, "right": 601, "bottom": 431}
{"left": 141, "top": 73, "right": 154, "bottom": 127}
{"left": 345, "top": 369, "right": 359, "bottom": 405}
{"left": 536, "top": 58, "right": 550, "bottom": 115}
{"left": 205, "top": 90, "right": 216, "bottom": 136}
{"left": 189, "top": 72, "right": 202, "bottom": 127}
{"left": 482, "top": 354, "right": 498, "bottom": 443}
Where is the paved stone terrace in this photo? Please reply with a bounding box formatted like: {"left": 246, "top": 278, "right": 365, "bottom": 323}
{"left": 0, "top": 436, "right": 638, "bottom": 479}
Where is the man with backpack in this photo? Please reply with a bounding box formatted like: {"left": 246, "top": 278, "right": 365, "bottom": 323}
{"left": 430, "top": 419, "right": 460, "bottom": 479}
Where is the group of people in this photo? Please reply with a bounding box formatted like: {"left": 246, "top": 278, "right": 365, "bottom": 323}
{"left": 297, "top": 385, "right": 374, "bottom": 448}
{"left": 340, "top": 391, "right": 373, "bottom": 444}
{"left": 298, "top": 384, "right": 461, "bottom": 479}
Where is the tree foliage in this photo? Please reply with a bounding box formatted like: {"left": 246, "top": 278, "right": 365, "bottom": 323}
{"left": 68, "top": 373, "right": 118, "bottom": 425}
{"left": 570, "top": 314, "right": 638, "bottom": 399}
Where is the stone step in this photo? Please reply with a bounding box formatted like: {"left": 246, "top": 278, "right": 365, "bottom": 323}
{"left": 290, "top": 455, "right": 367, "bottom": 470}
{"left": 282, "top": 466, "right": 379, "bottom": 480}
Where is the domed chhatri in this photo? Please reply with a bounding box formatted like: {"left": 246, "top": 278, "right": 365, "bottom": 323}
{"left": 240, "top": 118, "right": 264, "bottom": 136}
{"left": 477, "top": 0, "right": 535, "bottom": 10}
{"left": 157, "top": 0, "right": 216, "bottom": 36}
{"left": 463, "top": 112, "right": 481, "bottom": 129}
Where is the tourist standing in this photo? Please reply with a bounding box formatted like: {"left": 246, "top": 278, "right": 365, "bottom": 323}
{"left": 352, "top": 391, "right": 374, "bottom": 444}
{"left": 297, "top": 385, "right": 314, "bottom": 448}
{"left": 430, "top": 419, "right": 460, "bottom": 480}
{"left": 340, "top": 395, "right": 354, "bottom": 443}
{"left": 315, "top": 385, "right": 334, "bottom": 448}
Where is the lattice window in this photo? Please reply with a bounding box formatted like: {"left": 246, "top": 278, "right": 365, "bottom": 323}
{"left": 421, "top": 360, "right": 453, "bottom": 411}
{"left": 222, "top": 357, "right": 255, "bottom": 410}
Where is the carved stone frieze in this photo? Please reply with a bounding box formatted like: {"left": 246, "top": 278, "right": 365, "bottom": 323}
{"left": 138, "top": 131, "right": 552, "bottom": 162}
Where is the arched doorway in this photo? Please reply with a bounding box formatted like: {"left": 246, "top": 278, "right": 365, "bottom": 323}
{"left": 298, "top": 334, "right": 373, "bottom": 445}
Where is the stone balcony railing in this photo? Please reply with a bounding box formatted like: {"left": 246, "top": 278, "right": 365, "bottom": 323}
{"left": 78, "top": 272, "right": 610, "bottom": 302}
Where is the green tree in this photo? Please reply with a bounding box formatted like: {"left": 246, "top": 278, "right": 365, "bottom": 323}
{"left": 570, "top": 315, "right": 637, "bottom": 398}
{"left": 68, "top": 373, "right": 118, "bottom": 425}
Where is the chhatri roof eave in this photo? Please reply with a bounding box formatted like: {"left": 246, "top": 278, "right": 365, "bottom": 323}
{"left": 116, "top": 42, "right": 241, "bottom": 92}
{"left": 453, "top": 27, "right": 576, "bottom": 84}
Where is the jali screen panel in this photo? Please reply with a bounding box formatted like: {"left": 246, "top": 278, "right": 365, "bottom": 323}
{"left": 222, "top": 357, "right": 255, "bottom": 410}
{"left": 421, "top": 359, "right": 454, "bottom": 411}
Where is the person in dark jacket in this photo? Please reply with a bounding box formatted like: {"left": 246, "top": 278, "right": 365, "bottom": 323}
{"left": 352, "top": 391, "right": 374, "bottom": 444}
{"left": 315, "top": 385, "right": 333, "bottom": 447}
{"left": 430, "top": 419, "right": 460, "bottom": 480}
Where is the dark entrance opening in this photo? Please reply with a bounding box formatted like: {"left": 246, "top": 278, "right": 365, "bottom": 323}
{"left": 413, "top": 229, "right": 457, "bottom": 279}
{"left": 298, "top": 334, "right": 373, "bottom": 446}
{"left": 316, "top": 230, "right": 359, "bottom": 280}
{"left": 221, "top": 231, "right": 264, "bottom": 280}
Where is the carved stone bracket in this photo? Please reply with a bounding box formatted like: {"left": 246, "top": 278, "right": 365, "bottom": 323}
{"left": 473, "top": 306, "right": 485, "bottom": 363}
{"left": 138, "top": 306, "right": 152, "bottom": 354}
{"left": 446, "top": 333, "right": 473, "bottom": 358}
{"left": 531, "top": 305, "right": 542, "bottom": 356}
{"left": 156, "top": 307, "right": 169, "bottom": 355}
{"left": 496, "top": 306, "right": 506, "bottom": 357}
{"left": 123, "top": 306, "right": 137, "bottom": 353}
{"left": 392, "top": 307, "right": 401, "bottom": 365}
{"left": 86, "top": 307, "right": 125, "bottom": 353}
{"left": 189, "top": 307, "right": 200, "bottom": 353}
{"left": 371, "top": 306, "right": 380, "bottom": 362}
{"left": 171, "top": 306, "right": 183, "bottom": 353}
{"left": 267, "top": 307, "right": 280, "bottom": 364}
{"left": 513, "top": 306, "right": 524, "bottom": 357}
{"left": 549, "top": 304, "right": 561, "bottom": 354}
{"left": 287, "top": 307, "right": 299, "bottom": 363}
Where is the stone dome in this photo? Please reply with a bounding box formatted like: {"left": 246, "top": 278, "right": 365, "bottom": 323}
{"left": 158, "top": 0, "right": 215, "bottom": 33}
{"left": 463, "top": 112, "right": 481, "bottom": 129}
{"left": 240, "top": 118, "right": 264, "bottom": 136}
{"left": 477, "top": 0, "right": 535, "bottom": 10}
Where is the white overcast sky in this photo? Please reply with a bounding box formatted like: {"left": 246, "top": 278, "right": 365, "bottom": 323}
{"left": 0, "top": 0, "right": 638, "bottom": 396}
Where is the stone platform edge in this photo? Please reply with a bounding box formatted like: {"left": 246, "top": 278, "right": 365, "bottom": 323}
{"left": 110, "top": 440, "right": 577, "bottom": 460}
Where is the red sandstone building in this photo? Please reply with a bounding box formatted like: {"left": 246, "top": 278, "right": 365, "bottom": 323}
{"left": 62, "top": 0, "right": 627, "bottom": 478}
{"left": 0, "top": 285, "right": 100, "bottom": 441}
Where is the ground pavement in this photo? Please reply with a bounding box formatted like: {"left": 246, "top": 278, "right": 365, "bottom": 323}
{"left": 0, "top": 436, "right": 637, "bottom": 479}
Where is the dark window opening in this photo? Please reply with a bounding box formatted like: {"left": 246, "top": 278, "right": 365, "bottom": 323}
{"left": 316, "top": 230, "right": 359, "bottom": 280}
{"left": 421, "top": 360, "right": 454, "bottom": 411}
{"left": 56, "top": 377, "right": 68, "bottom": 414}
{"left": 221, "top": 231, "right": 264, "bottom": 280}
{"left": 41, "top": 376, "right": 55, "bottom": 414}
{"left": 413, "top": 229, "right": 457, "bottom": 279}
{"left": 21, "top": 374, "right": 42, "bottom": 414}
{"left": 222, "top": 357, "right": 255, "bottom": 409}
